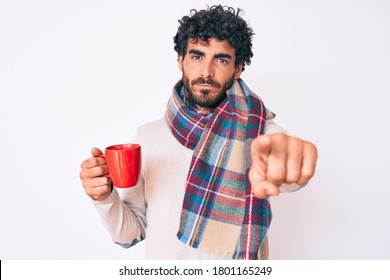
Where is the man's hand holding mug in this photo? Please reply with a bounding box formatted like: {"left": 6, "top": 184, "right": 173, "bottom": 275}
{"left": 80, "top": 144, "right": 141, "bottom": 201}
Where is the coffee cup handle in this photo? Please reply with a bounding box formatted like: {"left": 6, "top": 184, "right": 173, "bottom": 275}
{"left": 99, "top": 154, "right": 111, "bottom": 178}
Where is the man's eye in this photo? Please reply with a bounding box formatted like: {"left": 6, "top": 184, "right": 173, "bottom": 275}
{"left": 218, "top": 59, "right": 228, "bottom": 64}
{"left": 191, "top": 55, "right": 201, "bottom": 60}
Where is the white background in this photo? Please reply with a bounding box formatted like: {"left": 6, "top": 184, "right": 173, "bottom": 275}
{"left": 1, "top": 0, "right": 389, "bottom": 260}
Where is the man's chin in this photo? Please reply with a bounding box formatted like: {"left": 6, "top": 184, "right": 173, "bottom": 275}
{"left": 185, "top": 85, "right": 227, "bottom": 108}
{"left": 193, "top": 95, "right": 226, "bottom": 108}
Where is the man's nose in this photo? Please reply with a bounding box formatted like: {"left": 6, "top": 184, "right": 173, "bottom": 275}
{"left": 200, "top": 61, "right": 214, "bottom": 78}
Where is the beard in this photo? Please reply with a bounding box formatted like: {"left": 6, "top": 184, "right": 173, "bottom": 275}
{"left": 182, "top": 73, "right": 235, "bottom": 108}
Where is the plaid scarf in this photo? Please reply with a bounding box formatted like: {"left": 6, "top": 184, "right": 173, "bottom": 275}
{"left": 165, "top": 78, "right": 272, "bottom": 259}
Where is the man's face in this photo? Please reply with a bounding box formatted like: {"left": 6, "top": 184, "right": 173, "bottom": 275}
{"left": 178, "top": 38, "right": 242, "bottom": 108}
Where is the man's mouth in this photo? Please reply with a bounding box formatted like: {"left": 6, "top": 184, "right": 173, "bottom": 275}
{"left": 192, "top": 77, "right": 221, "bottom": 89}
{"left": 197, "top": 83, "right": 215, "bottom": 88}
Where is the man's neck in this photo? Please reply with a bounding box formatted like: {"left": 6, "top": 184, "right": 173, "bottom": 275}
{"left": 193, "top": 105, "right": 214, "bottom": 116}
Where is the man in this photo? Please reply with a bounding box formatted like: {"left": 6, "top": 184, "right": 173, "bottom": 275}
{"left": 80, "top": 5, "right": 317, "bottom": 260}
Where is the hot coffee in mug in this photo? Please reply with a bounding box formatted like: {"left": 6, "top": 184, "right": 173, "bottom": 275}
{"left": 100, "top": 144, "right": 141, "bottom": 188}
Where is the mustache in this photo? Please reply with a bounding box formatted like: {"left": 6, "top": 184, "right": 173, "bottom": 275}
{"left": 191, "top": 77, "right": 221, "bottom": 88}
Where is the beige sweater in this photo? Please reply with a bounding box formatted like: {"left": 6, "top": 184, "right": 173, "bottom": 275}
{"left": 92, "top": 117, "right": 297, "bottom": 259}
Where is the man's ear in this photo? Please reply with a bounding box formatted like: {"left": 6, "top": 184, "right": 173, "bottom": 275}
{"left": 233, "top": 63, "right": 243, "bottom": 80}
{"left": 178, "top": 56, "right": 183, "bottom": 72}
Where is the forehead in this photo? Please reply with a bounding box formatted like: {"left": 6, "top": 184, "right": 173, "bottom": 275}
{"left": 186, "top": 38, "right": 236, "bottom": 57}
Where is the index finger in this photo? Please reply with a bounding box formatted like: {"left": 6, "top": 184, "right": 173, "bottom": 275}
{"left": 251, "top": 135, "right": 272, "bottom": 160}
{"left": 81, "top": 155, "right": 106, "bottom": 169}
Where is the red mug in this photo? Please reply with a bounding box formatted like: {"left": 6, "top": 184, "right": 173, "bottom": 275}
{"left": 100, "top": 144, "right": 141, "bottom": 188}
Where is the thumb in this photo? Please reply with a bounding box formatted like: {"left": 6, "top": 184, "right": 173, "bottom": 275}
{"left": 91, "top": 147, "right": 103, "bottom": 157}
{"left": 249, "top": 163, "right": 280, "bottom": 198}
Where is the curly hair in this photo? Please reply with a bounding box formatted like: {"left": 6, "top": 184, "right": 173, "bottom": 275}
{"left": 173, "top": 5, "right": 254, "bottom": 71}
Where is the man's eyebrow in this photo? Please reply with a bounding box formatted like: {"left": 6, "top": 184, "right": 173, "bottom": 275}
{"left": 214, "top": 53, "right": 232, "bottom": 60}
{"left": 187, "top": 49, "right": 233, "bottom": 60}
{"left": 188, "top": 49, "right": 205, "bottom": 56}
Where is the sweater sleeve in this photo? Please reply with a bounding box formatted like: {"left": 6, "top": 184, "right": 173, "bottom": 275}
{"left": 91, "top": 175, "right": 147, "bottom": 248}
{"left": 91, "top": 129, "right": 147, "bottom": 248}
